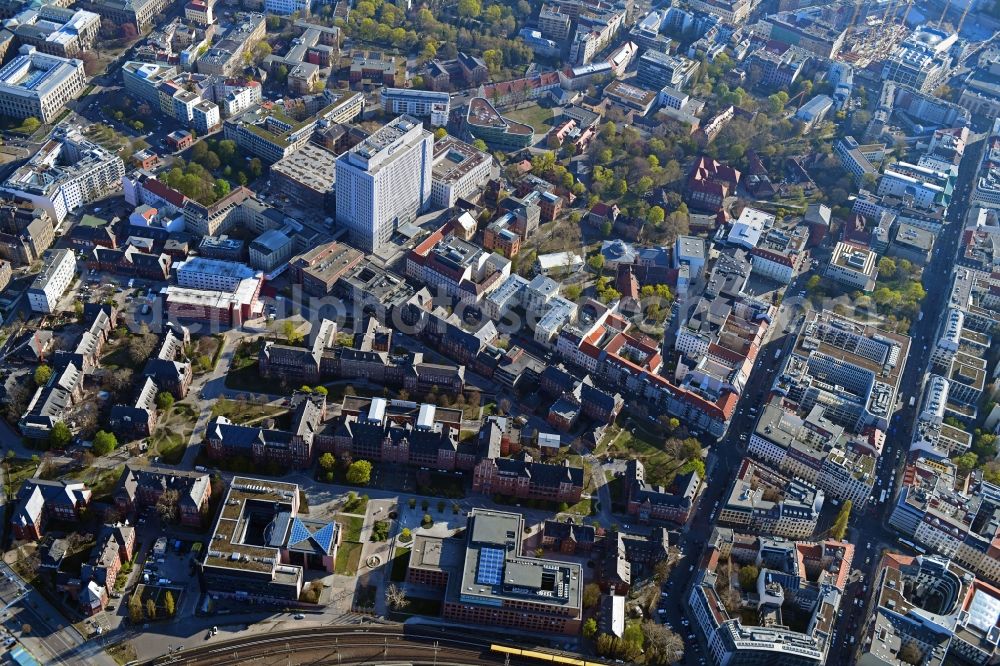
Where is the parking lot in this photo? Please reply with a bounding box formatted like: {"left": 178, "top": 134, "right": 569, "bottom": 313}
{"left": 140, "top": 537, "right": 199, "bottom": 590}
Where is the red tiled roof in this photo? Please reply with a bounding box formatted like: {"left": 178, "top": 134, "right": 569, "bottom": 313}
{"left": 144, "top": 179, "right": 188, "bottom": 208}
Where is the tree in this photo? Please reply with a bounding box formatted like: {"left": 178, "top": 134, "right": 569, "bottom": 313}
{"left": 145, "top": 599, "right": 156, "bottom": 620}
{"left": 20, "top": 117, "right": 40, "bottom": 133}
{"left": 831, "top": 500, "right": 853, "bottom": 540}
{"left": 433, "top": 127, "right": 447, "bottom": 141}
{"left": 128, "top": 333, "right": 158, "bottom": 364}
{"left": 282, "top": 320, "right": 304, "bottom": 344}
{"left": 647, "top": 205, "right": 665, "bottom": 227}
{"left": 898, "top": 642, "right": 923, "bottom": 665}
{"left": 600, "top": 220, "right": 613, "bottom": 237}
{"left": 163, "top": 590, "right": 175, "bottom": 617}
{"left": 386, "top": 583, "right": 408, "bottom": 610}
{"left": 319, "top": 452, "right": 336, "bottom": 472}
{"left": 472, "top": 138, "right": 488, "bottom": 152}
{"left": 50, "top": 422, "right": 71, "bottom": 450}
{"left": 588, "top": 255, "right": 605, "bottom": 273}
{"left": 643, "top": 621, "right": 684, "bottom": 665}
{"left": 583, "top": 582, "right": 601, "bottom": 608}
{"left": 953, "top": 452, "right": 978, "bottom": 476}
{"left": 214, "top": 178, "right": 231, "bottom": 198}
{"left": 156, "top": 392, "right": 174, "bottom": 411}
{"left": 563, "top": 284, "right": 582, "bottom": 300}
{"left": 346, "top": 460, "right": 372, "bottom": 486}
{"left": 583, "top": 617, "right": 598, "bottom": 638}
{"left": 400, "top": 527, "right": 412, "bottom": 541}
{"left": 128, "top": 594, "right": 143, "bottom": 624}
{"left": 92, "top": 430, "right": 118, "bottom": 456}
{"left": 33, "top": 365, "right": 52, "bottom": 387}
{"left": 739, "top": 565, "right": 759, "bottom": 591}
{"left": 878, "top": 256, "right": 897, "bottom": 279}
{"left": 621, "top": 623, "right": 645, "bottom": 660}
{"left": 156, "top": 488, "right": 180, "bottom": 522}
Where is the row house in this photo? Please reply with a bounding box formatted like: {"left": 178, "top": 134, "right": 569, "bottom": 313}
{"left": 78, "top": 524, "right": 135, "bottom": 615}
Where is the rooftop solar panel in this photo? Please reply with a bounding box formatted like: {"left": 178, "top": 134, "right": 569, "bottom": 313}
{"left": 476, "top": 546, "right": 505, "bottom": 586}
{"left": 288, "top": 517, "right": 311, "bottom": 547}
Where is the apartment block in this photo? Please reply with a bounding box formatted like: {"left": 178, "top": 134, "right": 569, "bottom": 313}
{"left": 689, "top": 529, "right": 853, "bottom": 665}
{"left": 406, "top": 225, "right": 511, "bottom": 305}
{"left": 27, "top": 247, "right": 75, "bottom": 313}
{"left": 718, "top": 458, "right": 822, "bottom": 539}
{"left": 3, "top": 127, "right": 125, "bottom": 225}
{"left": 890, "top": 458, "right": 1000, "bottom": 584}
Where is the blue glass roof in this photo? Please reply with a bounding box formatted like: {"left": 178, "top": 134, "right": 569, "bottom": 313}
{"left": 288, "top": 518, "right": 312, "bottom": 548}
{"left": 476, "top": 546, "right": 505, "bottom": 586}
{"left": 311, "top": 522, "right": 336, "bottom": 555}
{"left": 287, "top": 517, "right": 337, "bottom": 555}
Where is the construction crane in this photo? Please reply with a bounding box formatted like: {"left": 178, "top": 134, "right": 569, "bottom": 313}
{"left": 845, "top": 0, "right": 864, "bottom": 38}
{"left": 884, "top": 0, "right": 900, "bottom": 24}
{"left": 956, "top": 0, "right": 973, "bottom": 32}
{"left": 938, "top": 0, "right": 952, "bottom": 27}
{"left": 900, "top": 0, "right": 913, "bottom": 27}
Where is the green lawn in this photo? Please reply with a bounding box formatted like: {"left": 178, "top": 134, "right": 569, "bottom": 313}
{"left": 210, "top": 398, "right": 286, "bottom": 424}
{"left": 604, "top": 426, "right": 680, "bottom": 487}
{"left": 101, "top": 345, "right": 132, "bottom": 369}
{"left": 150, "top": 404, "right": 198, "bottom": 463}
{"left": 3, "top": 459, "right": 38, "bottom": 498}
{"left": 150, "top": 430, "right": 186, "bottom": 464}
{"left": 563, "top": 496, "right": 592, "bottom": 517}
{"left": 505, "top": 104, "right": 554, "bottom": 133}
{"left": 334, "top": 541, "right": 363, "bottom": 575}
{"left": 336, "top": 514, "right": 364, "bottom": 542}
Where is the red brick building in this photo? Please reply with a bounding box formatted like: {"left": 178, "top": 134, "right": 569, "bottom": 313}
{"left": 113, "top": 465, "right": 212, "bottom": 527}
{"left": 472, "top": 453, "right": 583, "bottom": 504}
{"left": 12, "top": 480, "right": 92, "bottom": 542}
{"left": 686, "top": 156, "right": 741, "bottom": 213}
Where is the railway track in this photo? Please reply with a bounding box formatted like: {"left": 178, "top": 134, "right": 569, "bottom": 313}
{"left": 147, "top": 625, "right": 509, "bottom": 666}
